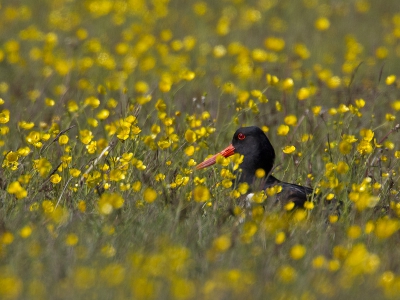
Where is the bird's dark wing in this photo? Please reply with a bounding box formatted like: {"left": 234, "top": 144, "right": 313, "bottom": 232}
{"left": 265, "top": 175, "right": 314, "bottom": 207}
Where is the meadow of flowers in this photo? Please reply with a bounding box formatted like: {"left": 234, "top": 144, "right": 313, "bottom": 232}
{"left": 1, "top": 0, "right": 400, "bottom": 299}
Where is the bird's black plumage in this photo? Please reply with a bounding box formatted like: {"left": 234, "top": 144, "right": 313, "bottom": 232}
{"left": 232, "top": 126, "right": 313, "bottom": 206}
{"left": 197, "top": 126, "right": 314, "bottom": 207}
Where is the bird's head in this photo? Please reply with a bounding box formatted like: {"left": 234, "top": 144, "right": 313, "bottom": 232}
{"left": 196, "top": 126, "right": 275, "bottom": 179}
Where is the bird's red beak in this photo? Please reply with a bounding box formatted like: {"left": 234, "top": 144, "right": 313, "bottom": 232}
{"left": 196, "top": 144, "right": 236, "bottom": 170}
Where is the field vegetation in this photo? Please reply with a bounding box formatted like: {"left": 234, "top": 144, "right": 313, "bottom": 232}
{"left": 1, "top": 0, "right": 400, "bottom": 299}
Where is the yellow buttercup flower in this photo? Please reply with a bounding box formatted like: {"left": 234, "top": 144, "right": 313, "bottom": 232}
{"left": 277, "top": 124, "right": 289, "bottom": 136}
{"left": 212, "top": 234, "right": 231, "bottom": 252}
{"left": 386, "top": 75, "right": 396, "bottom": 85}
{"left": 50, "top": 174, "right": 62, "bottom": 184}
{"left": 282, "top": 145, "right": 296, "bottom": 154}
{"left": 184, "top": 129, "right": 197, "bottom": 143}
{"left": 315, "top": 17, "right": 330, "bottom": 31}
{"left": 193, "top": 185, "right": 210, "bottom": 202}
{"left": 278, "top": 265, "right": 297, "bottom": 282}
{"left": 143, "top": 187, "right": 157, "bottom": 203}
{"left": 290, "top": 244, "right": 306, "bottom": 260}
{"left": 65, "top": 234, "right": 79, "bottom": 246}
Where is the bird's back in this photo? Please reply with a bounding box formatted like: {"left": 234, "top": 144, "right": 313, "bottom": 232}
{"left": 264, "top": 175, "right": 314, "bottom": 207}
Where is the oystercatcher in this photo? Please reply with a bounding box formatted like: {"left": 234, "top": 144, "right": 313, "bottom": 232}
{"left": 196, "top": 126, "right": 314, "bottom": 207}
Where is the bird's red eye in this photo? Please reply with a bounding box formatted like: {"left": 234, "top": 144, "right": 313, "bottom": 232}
{"left": 238, "top": 133, "right": 245, "bottom": 140}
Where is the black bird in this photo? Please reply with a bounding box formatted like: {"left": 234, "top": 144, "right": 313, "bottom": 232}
{"left": 196, "top": 126, "right": 314, "bottom": 207}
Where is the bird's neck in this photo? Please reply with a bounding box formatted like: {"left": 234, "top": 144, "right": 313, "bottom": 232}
{"left": 237, "top": 163, "right": 274, "bottom": 186}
